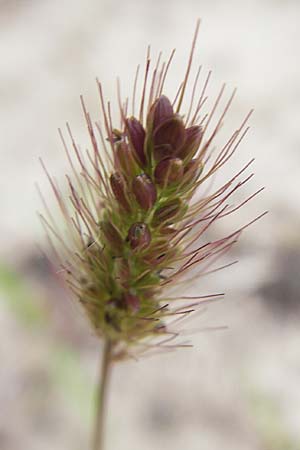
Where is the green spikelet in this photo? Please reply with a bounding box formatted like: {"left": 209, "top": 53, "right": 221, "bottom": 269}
{"left": 40, "top": 22, "right": 265, "bottom": 360}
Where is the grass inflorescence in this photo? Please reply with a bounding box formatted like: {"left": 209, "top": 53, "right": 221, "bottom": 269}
{"left": 39, "top": 21, "right": 265, "bottom": 361}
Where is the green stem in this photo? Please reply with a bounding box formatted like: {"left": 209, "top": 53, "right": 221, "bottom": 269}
{"left": 92, "top": 340, "right": 113, "bottom": 450}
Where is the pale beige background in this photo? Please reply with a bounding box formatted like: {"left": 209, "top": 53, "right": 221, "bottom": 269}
{"left": 0, "top": 1, "right": 300, "bottom": 449}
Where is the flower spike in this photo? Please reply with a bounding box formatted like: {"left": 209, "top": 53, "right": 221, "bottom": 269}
{"left": 40, "top": 23, "right": 264, "bottom": 361}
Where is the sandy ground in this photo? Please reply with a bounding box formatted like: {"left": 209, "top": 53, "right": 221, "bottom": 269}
{"left": 0, "top": 0, "right": 300, "bottom": 449}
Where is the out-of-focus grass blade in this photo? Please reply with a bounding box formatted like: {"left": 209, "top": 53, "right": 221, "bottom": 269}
{"left": 0, "top": 261, "right": 46, "bottom": 326}
{"left": 0, "top": 261, "right": 93, "bottom": 423}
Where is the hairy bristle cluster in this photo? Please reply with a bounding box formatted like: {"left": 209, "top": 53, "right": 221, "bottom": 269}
{"left": 40, "top": 22, "right": 265, "bottom": 359}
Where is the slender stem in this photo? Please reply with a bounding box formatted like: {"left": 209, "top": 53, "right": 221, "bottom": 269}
{"left": 92, "top": 340, "right": 113, "bottom": 450}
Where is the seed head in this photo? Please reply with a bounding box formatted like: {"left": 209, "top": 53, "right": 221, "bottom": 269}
{"left": 40, "top": 21, "right": 265, "bottom": 360}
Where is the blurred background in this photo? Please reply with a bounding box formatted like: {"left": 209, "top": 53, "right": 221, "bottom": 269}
{"left": 0, "top": 0, "right": 300, "bottom": 449}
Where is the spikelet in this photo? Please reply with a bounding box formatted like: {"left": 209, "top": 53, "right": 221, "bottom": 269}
{"left": 39, "top": 21, "right": 265, "bottom": 360}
